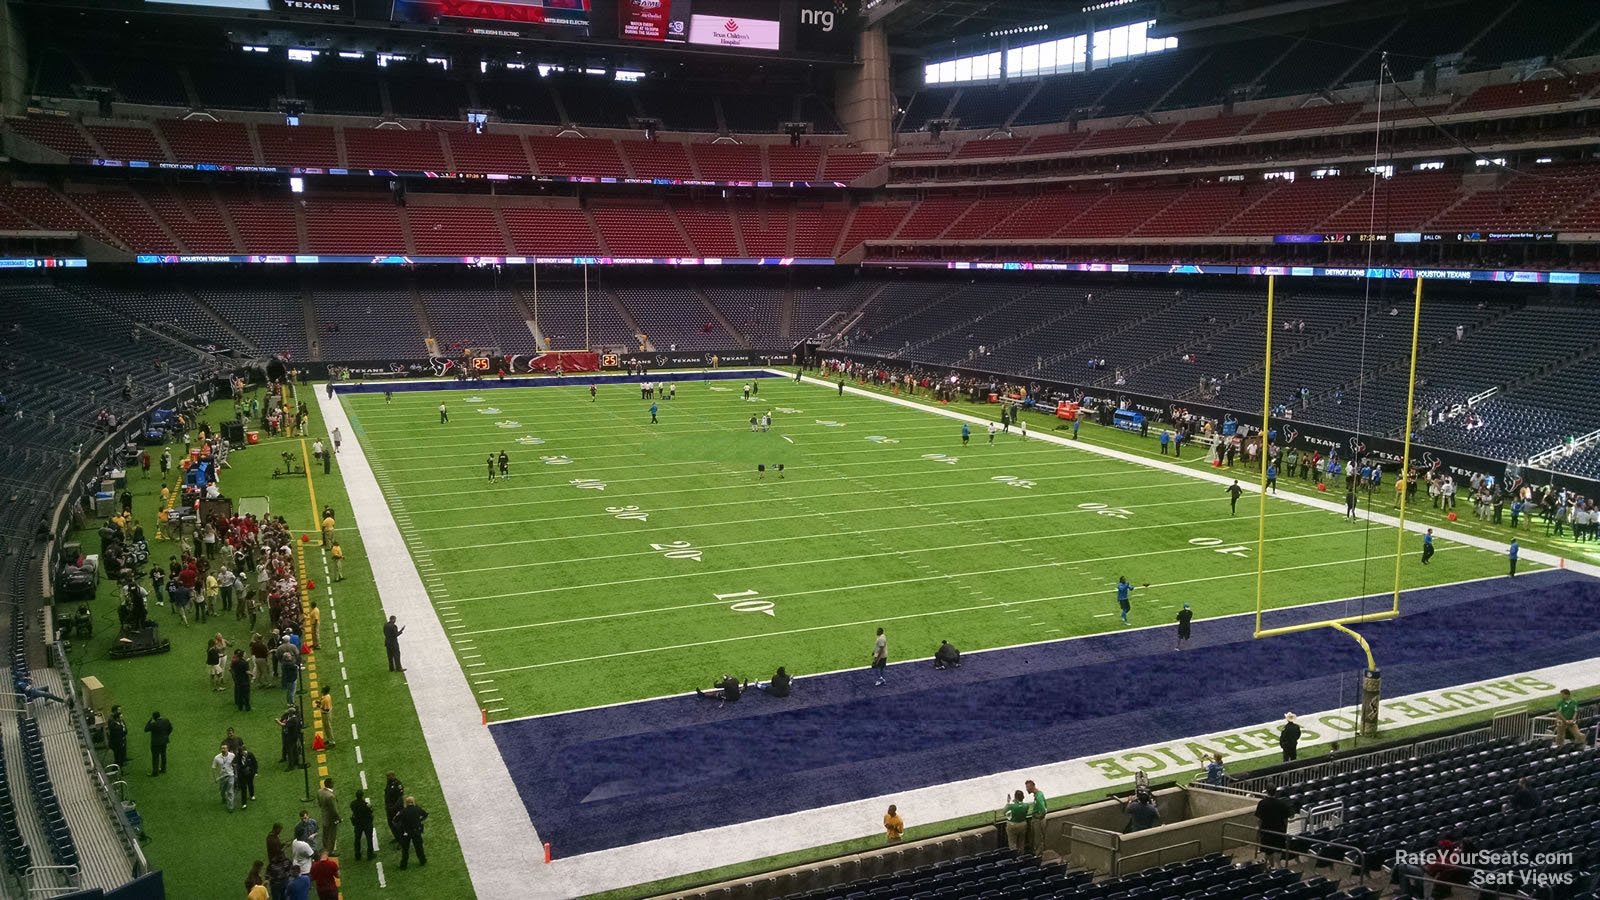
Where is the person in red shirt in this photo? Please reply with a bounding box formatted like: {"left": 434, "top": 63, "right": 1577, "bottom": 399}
{"left": 309, "top": 849, "right": 339, "bottom": 900}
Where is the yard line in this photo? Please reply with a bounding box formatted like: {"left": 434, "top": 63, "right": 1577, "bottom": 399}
{"left": 425, "top": 492, "right": 1313, "bottom": 556}
{"left": 428, "top": 506, "right": 1324, "bottom": 576}
{"left": 378, "top": 445, "right": 1054, "bottom": 487}
{"left": 407, "top": 466, "right": 1135, "bottom": 532}
{"left": 400, "top": 471, "right": 1190, "bottom": 521}
{"left": 456, "top": 525, "right": 1412, "bottom": 629}
{"left": 472, "top": 545, "right": 1471, "bottom": 675}
{"left": 391, "top": 452, "right": 1135, "bottom": 500}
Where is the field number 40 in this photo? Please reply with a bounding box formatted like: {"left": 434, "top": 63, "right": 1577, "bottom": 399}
{"left": 1079, "top": 502, "right": 1133, "bottom": 519}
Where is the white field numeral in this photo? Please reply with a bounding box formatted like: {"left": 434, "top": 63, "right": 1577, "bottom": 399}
{"left": 922, "top": 453, "right": 960, "bottom": 465}
{"left": 570, "top": 478, "right": 606, "bottom": 491}
{"left": 1190, "top": 536, "right": 1250, "bottom": 557}
{"left": 607, "top": 505, "right": 649, "bottom": 522}
{"left": 992, "top": 475, "right": 1035, "bottom": 489}
{"left": 716, "top": 589, "right": 774, "bottom": 617}
{"left": 651, "top": 540, "right": 703, "bottom": 561}
{"left": 1079, "top": 502, "right": 1132, "bottom": 519}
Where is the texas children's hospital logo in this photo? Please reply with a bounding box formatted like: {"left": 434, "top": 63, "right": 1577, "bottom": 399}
{"left": 691, "top": 11, "right": 780, "bottom": 49}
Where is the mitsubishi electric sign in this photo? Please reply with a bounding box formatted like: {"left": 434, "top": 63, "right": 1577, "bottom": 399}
{"left": 688, "top": 12, "right": 779, "bottom": 50}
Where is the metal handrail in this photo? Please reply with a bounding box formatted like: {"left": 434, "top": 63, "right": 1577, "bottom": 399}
{"left": 25, "top": 864, "right": 81, "bottom": 897}
{"left": 1304, "top": 799, "right": 1345, "bottom": 832}
{"left": 1117, "top": 839, "right": 1201, "bottom": 877}
{"left": 50, "top": 643, "right": 147, "bottom": 877}
{"left": 1221, "top": 822, "right": 1363, "bottom": 869}
{"left": 1188, "top": 782, "right": 1266, "bottom": 800}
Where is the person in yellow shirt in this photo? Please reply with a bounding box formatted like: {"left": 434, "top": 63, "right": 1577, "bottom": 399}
{"left": 204, "top": 573, "right": 220, "bottom": 622}
{"left": 245, "top": 861, "right": 268, "bottom": 900}
{"left": 318, "top": 685, "right": 337, "bottom": 749}
{"left": 883, "top": 804, "right": 904, "bottom": 843}
{"left": 330, "top": 541, "right": 344, "bottom": 582}
{"left": 321, "top": 513, "right": 335, "bottom": 547}
{"left": 308, "top": 601, "right": 321, "bottom": 650}
{"left": 155, "top": 507, "right": 168, "bottom": 542}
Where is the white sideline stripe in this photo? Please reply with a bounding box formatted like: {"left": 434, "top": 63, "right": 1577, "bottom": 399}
{"left": 470, "top": 544, "right": 1473, "bottom": 673}
{"left": 317, "top": 388, "right": 551, "bottom": 900}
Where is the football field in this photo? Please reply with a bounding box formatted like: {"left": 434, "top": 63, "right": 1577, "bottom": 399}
{"left": 341, "top": 374, "right": 1523, "bottom": 719}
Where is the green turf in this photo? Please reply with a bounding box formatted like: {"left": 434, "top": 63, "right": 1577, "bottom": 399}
{"left": 66, "top": 388, "right": 474, "bottom": 900}
{"left": 345, "top": 375, "right": 1532, "bottom": 719}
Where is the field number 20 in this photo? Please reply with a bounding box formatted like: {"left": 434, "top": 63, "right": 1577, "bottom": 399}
{"left": 652, "top": 540, "right": 703, "bottom": 561}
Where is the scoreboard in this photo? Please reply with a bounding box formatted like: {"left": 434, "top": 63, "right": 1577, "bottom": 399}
{"left": 134, "top": 0, "right": 859, "bottom": 56}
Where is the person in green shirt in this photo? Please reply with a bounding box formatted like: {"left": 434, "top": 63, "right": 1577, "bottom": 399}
{"left": 1025, "top": 779, "right": 1048, "bottom": 852}
{"left": 1002, "top": 790, "right": 1031, "bottom": 851}
{"left": 1555, "top": 689, "right": 1584, "bottom": 747}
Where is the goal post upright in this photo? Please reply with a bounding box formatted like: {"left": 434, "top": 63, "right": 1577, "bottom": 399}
{"left": 1390, "top": 275, "right": 1426, "bottom": 614}
{"left": 1252, "top": 275, "right": 1276, "bottom": 638}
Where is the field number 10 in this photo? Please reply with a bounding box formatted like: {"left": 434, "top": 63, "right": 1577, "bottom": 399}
{"left": 716, "top": 589, "right": 775, "bottom": 617}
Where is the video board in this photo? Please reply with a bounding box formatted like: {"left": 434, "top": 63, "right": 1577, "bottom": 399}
{"left": 615, "top": 0, "right": 856, "bottom": 56}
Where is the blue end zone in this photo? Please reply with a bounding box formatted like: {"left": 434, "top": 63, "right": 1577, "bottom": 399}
{"left": 491, "top": 565, "right": 1597, "bottom": 858}
{"left": 331, "top": 369, "right": 779, "bottom": 395}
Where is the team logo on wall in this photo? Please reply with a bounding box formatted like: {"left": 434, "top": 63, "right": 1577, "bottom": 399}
{"left": 1284, "top": 428, "right": 1300, "bottom": 446}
